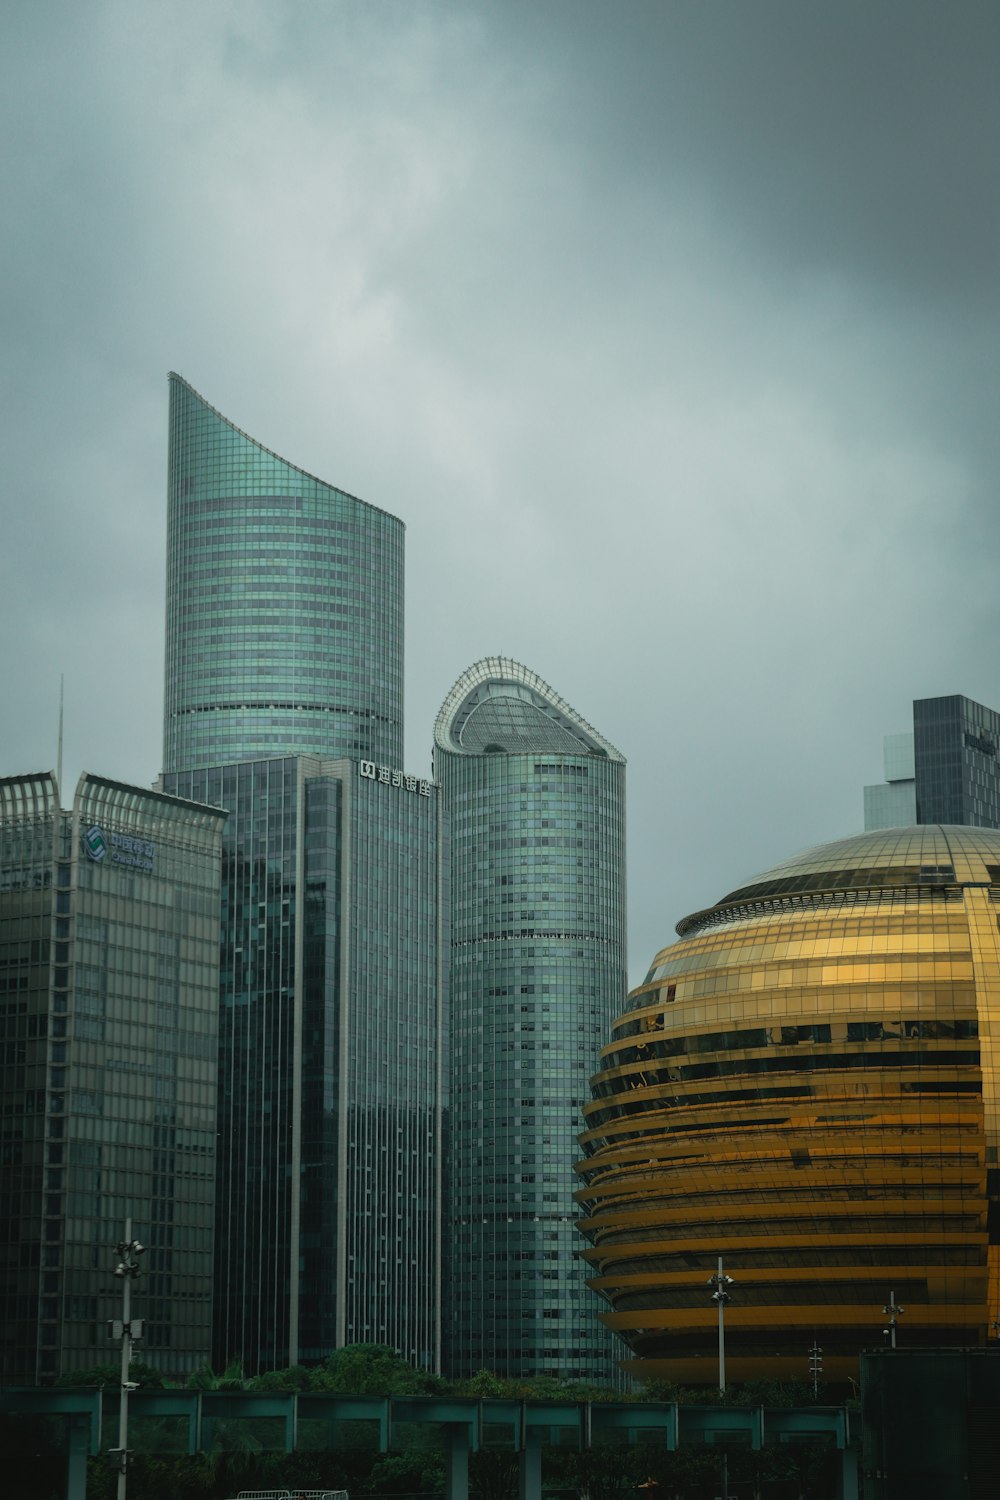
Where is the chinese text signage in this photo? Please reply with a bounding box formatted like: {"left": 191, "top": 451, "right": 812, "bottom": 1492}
{"left": 359, "top": 762, "right": 434, "bottom": 796}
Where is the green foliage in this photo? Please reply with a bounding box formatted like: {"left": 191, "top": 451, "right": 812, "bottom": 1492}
{"left": 18, "top": 1346, "right": 848, "bottom": 1500}
{"left": 55, "top": 1360, "right": 165, "bottom": 1388}
{"left": 185, "top": 1358, "right": 247, "bottom": 1390}
{"left": 309, "top": 1342, "right": 442, "bottom": 1395}
{"left": 451, "top": 1368, "right": 620, "bottom": 1402}
{"left": 363, "top": 1447, "right": 446, "bottom": 1495}
{"left": 469, "top": 1447, "right": 519, "bottom": 1500}
{"left": 638, "top": 1373, "right": 830, "bottom": 1406}
{"left": 549, "top": 1441, "right": 653, "bottom": 1500}
{"left": 248, "top": 1364, "right": 315, "bottom": 1392}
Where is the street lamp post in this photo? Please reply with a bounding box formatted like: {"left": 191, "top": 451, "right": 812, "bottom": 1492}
{"left": 109, "top": 1220, "right": 145, "bottom": 1500}
{"left": 808, "top": 1341, "right": 823, "bottom": 1396}
{"left": 882, "top": 1290, "right": 904, "bottom": 1349}
{"left": 707, "top": 1257, "right": 735, "bottom": 1500}
{"left": 707, "top": 1256, "right": 734, "bottom": 1394}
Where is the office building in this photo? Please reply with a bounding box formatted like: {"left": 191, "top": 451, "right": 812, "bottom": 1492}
{"left": 865, "top": 695, "right": 1000, "bottom": 830}
{"left": 434, "top": 657, "right": 626, "bottom": 1381}
{"left": 162, "top": 754, "right": 445, "bottom": 1373}
{"left": 161, "top": 378, "right": 444, "bottom": 1373}
{"left": 863, "top": 732, "right": 916, "bottom": 830}
{"left": 164, "top": 372, "right": 404, "bottom": 775}
{"left": 0, "top": 771, "right": 225, "bottom": 1383}
{"left": 577, "top": 825, "right": 1000, "bottom": 1384}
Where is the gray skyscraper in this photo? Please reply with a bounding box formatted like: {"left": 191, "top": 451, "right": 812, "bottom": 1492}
{"left": 163, "top": 755, "right": 444, "bottom": 1372}
{"left": 434, "top": 658, "right": 626, "bottom": 1381}
{"left": 0, "top": 772, "right": 225, "bottom": 1383}
{"left": 864, "top": 695, "right": 1000, "bottom": 831}
{"left": 160, "top": 378, "right": 444, "bottom": 1374}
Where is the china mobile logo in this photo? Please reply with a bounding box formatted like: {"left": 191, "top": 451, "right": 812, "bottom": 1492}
{"left": 84, "top": 825, "right": 107, "bottom": 862}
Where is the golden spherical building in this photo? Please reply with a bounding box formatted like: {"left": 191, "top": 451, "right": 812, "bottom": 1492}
{"left": 575, "top": 826, "right": 1000, "bottom": 1384}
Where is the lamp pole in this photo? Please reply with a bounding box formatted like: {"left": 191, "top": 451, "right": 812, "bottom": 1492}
{"left": 882, "top": 1290, "right": 904, "bottom": 1349}
{"left": 808, "top": 1340, "right": 823, "bottom": 1396}
{"left": 109, "top": 1219, "right": 145, "bottom": 1500}
{"left": 707, "top": 1256, "right": 734, "bottom": 1394}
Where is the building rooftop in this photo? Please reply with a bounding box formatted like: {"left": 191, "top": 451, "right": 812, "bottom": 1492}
{"left": 676, "top": 824, "right": 1000, "bottom": 938}
{"left": 433, "top": 656, "right": 624, "bottom": 760}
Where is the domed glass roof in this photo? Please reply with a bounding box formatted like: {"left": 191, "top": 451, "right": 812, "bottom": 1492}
{"left": 727, "top": 825, "right": 1000, "bottom": 894}
{"left": 677, "top": 825, "right": 1000, "bottom": 936}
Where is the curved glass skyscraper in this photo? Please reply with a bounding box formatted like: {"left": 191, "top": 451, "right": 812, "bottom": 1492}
{"left": 163, "top": 373, "right": 404, "bottom": 774}
{"left": 434, "top": 658, "right": 627, "bottom": 1380}
{"left": 160, "top": 378, "right": 443, "bottom": 1377}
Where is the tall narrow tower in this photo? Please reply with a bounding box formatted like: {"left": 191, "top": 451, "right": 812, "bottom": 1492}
{"left": 434, "top": 658, "right": 626, "bottom": 1380}
{"left": 164, "top": 372, "right": 404, "bottom": 774}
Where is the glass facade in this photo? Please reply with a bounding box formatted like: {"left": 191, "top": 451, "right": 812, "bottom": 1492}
{"left": 434, "top": 658, "right": 627, "bottom": 1381}
{"left": 162, "top": 756, "right": 445, "bottom": 1374}
{"left": 914, "top": 695, "right": 1000, "bottom": 827}
{"left": 863, "top": 776, "right": 916, "bottom": 831}
{"left": 163, "top": 374, "right": 404, "bottom": 775}
{"left": 0, "top": 772, "right": 225, "bottom": 1383}
{"left": 865, "top": 698, "right": 1000, "bottom": 831}
{"left": 577, "top": 825, "right": 1000, "bottom": 1384}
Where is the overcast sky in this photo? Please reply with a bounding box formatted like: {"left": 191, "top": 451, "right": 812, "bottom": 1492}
{"left": 3, "top": 0, "right": 998, "bottom": 984}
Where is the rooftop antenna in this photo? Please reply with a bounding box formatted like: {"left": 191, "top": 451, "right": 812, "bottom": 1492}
{"left": 57, "top": 673, "right": 64, "bottom": 798}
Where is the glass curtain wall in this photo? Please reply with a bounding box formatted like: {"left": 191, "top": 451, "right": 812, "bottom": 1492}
{"left": 163, "top": 374, "right": 404, "bottom": 775}
{"left": 434, "top": 658, "right": 627, "bottom": 1381}
{"left": 163, "top": 755, "right": 444, "bottom": 1374}
{"left": 0, "top": 772, "right": 224, "bottom": 1382}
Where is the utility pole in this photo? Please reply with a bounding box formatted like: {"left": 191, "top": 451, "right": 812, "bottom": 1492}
{"left": 882, "top": 1290, "right": 904, "bottom": 1349}
{"left": 108, "top": 1220, "right": 146, "bottom": 1500}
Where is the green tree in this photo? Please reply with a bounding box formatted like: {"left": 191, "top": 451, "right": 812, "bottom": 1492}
{"left": 469, "top": 1447, "right": 519, "bottom": 1500}
{"left": 309, "top": 1342, "right": 442, "bottom": 1395}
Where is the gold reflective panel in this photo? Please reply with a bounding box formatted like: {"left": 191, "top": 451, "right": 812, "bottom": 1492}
{"left": 575, "top": 826, "right": 1000, "bottom": 1383}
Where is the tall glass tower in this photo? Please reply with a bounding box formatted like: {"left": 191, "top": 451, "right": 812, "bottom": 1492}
{"left": 160, "top": 378, "right": 443, "bottom": 1375}
{"left": 164, "top": 373, "right": 404, "bottom": 775}
{"left": 163, "top": 755, "right": 445, "bottom": 1374}
{"left": 434, "top": 658, "right": 626, "bottom": 1380}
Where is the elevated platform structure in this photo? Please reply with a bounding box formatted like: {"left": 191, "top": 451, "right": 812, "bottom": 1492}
{"left": 0, "top": 1390, "right": 856, "bottom": 1500}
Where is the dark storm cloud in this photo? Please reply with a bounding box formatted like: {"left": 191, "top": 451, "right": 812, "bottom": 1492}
{"left": 501, "top": 2, "right": 1000, "bottom": 296}
{"left": 1, "top": 0, "right": 997, "bottom": 982}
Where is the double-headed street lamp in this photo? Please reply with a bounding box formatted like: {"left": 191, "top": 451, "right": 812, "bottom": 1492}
{"left": 108, "top": 1220, "right": 146, "bottom": 1500}
{"left": 882, "top": 1290, "right": 905, "bottom": 1349}
{"left": 708, "top": 1258, "right": 736, "bottom": 1500}
{"left": 707, "top": 1256, "right": 735, "bottom": 1394}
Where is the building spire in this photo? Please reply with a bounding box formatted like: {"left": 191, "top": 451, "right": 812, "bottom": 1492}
{"left": 56, "top": 673, "right": 64, "bottom": 798}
